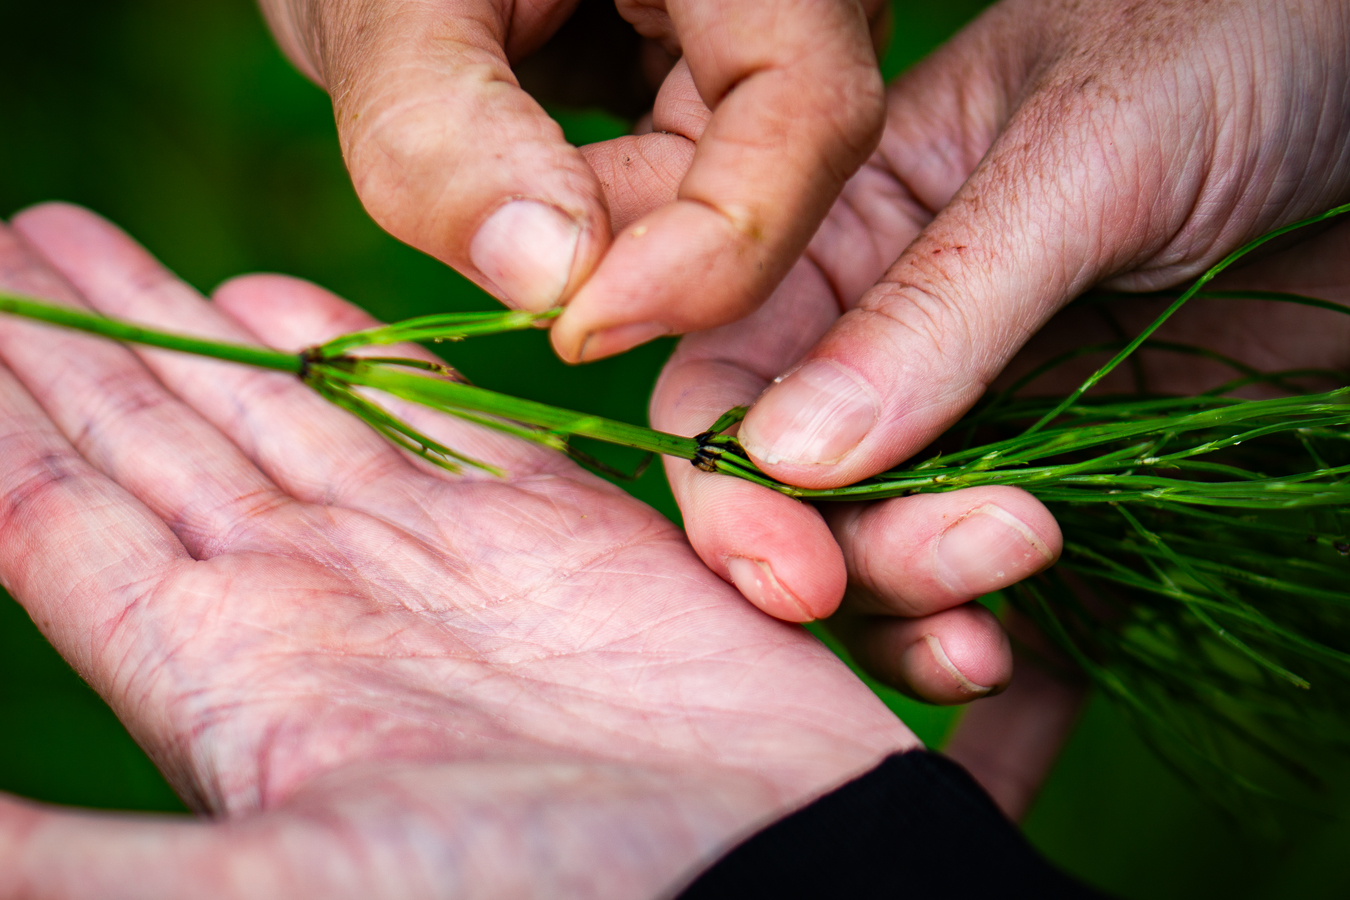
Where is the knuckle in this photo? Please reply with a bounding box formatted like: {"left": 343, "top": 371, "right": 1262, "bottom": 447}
{"left": 54, "top": 366, "right": 174, "bottom": 458}
{"left": 341, "top": 88, "right": 462, "bottom": 230}
{"left": 858, "top": 277, "right": 982, "bottom": 375}
{"left": 0, "top": 445, "right": 83, "bottom": 531}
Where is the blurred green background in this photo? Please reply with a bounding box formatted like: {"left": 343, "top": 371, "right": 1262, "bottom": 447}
{"left": 0, "top": 0, "right": 1346, "bottom": 895}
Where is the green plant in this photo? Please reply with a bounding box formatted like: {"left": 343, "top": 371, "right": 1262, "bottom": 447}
{"left": 3, "top": 203, "right": 1350, "bottom": 816}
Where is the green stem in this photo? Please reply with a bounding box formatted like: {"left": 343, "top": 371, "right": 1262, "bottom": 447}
{"left": 0, "top": 291, "right": 301, "bottom": 374}
{"left": 322, "top": 359, "right": 701, "bottom": 460}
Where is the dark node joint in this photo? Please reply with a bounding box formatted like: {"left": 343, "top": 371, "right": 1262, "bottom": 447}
{"left": 692, "top": 432, "right": 722, "bottom": 472}
{"left": 692, "top": 448, "right": 720, "bottom": 473}
{"left": 297, "top": 346, "right": 322, "bottom": 381}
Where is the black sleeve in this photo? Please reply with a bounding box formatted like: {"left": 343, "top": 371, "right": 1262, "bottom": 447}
{"left": 677, "top": 750, "right": 1108, "bottom": 899}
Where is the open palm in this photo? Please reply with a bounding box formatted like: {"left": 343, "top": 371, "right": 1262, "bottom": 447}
{"left": 0, "top": 204, "right": 914, "bottom": 899}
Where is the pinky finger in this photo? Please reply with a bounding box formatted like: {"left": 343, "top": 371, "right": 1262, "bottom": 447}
{"left": 831, "top": 602, "right": 1013, "bottom": 705}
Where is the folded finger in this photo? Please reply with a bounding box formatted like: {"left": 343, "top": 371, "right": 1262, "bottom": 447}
{"left": 831, "top": 603, "right": 1012, "bottom": 705}
{"left": 827, "top": 486, "right": 1061, "bottom": 618}
{"left": 652, "top": 260, "right": 850, "bottom": 620}
{"left": 943, "top": 632, "right": 1087, "bottom": 819}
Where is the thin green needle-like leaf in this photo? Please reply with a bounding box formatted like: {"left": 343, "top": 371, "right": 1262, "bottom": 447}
{"left": 1023, "top": 202, "right": 1350, "bottom": 435}
{"left": 1115, "top": 506, "right": 1311, "bottom": 688}
{"left": 318, "top": 308, "right": 557, "bottom": 354}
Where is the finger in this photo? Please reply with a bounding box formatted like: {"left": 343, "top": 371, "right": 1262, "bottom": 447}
{"left": 827, "top": 487, "right": 1061, "bottom": 618}
{"left": 0, "top": 253, "right": 193, "bottom": 705}
{"left": 577, "top": 129, "right": 693, "bottom": 235}
{"left": 647, "top": 116, "right": 951, "bottom": 622}
{"left": 651, "top": 260, "right": 850, "bottom": 621}
{"left": 18, "top": 205, "right": 568, "bottom": 508}
{"left": 11, "top": 204, "right": 445, "bottom": 504}
{"left": 727, "top": 3, "right": 1036, "bottom": 486}
{"left": 613, "top": 0, "right": 893, "bottom": 56}
{"left": 261, "top": 0, "right": 610, "bottom": 313}
{"left": 831, "top": 603, "right": 1013, "bottom": 705}
{"left": 211, "top": 272, "right": 568, "bottom": 480}
{"left": 552, "top": 0, "right": 886, "bottom": 360}
{"left": 640, "top": 30, "right": 1009, "bottom": 621}
{"left": 576, "top": 60, "right": 701, "bottom": 232}
{"left": 0, "top": 217, "right": 286, "bottom": 562}
{"left": 0, "top": 792, "right": 383, "bottom": 898}
{"left": 0, "top": 355, "right": 189, "bottom": 688}
{"left": 0, "top": 795, "right": 209, "bottom": 898}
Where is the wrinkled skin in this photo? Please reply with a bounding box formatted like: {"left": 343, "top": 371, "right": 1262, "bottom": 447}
{"left": 0, "top": 203, "right": 920, "bottom": 899}
{"left": 610, "top": 1, "right": 1349, "bottom": 655}
{"left": 254, "top": 0, "right": 1017, "bottom": 709}
{"left": 3, "top": 213, "right": 1342, "bottom": 896}
{"left": 257, "top": 0, "right": 890, "bottom": 362}
{"left": 675, "top": 0, "right": 1350, "bottom": 487}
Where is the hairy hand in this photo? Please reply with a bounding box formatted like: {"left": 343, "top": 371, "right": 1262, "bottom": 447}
{"left": 0, "top": 204, "right": 915, "bottom": 899}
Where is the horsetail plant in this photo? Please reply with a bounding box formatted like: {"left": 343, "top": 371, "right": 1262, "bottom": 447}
{"left": 3, "top": 202, "right": 1350, "bottom": 818}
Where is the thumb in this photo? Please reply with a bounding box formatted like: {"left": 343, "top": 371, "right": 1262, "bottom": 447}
{"left": 736, "top": 52, "right": 1192, "bottom": 486}
{"left": 738, "top": 176, "right": 1100, "bottom": 486}
{"left": 261, "top": 0, "right": 611, "bottom": 313}
{"left": 549, "top": 0, "right": 885, "bottom": 361}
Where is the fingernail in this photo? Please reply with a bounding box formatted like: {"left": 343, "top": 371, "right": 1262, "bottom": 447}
{"left": 577, "top": 321, "right": 671, "bottom": 362}
{"left": 739, "top": 360, "right": 879, "bottom": 466}
{"left": 726, "top": 557, "right": 813, "bottom": 622}
{"left": 934, "top": 504, "right": 1054, "bottom": 598}
{"left": 901, "top": 634, "right": 995, "bottom": 697}
{"left": 470, "top": 200, "right": 580, "bottom": 312}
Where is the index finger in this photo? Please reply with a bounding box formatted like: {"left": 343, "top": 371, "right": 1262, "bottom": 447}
{"left": 552, "top": 0, "right": 885, "bottom": 360}
{"left": 261, "top": 0, "right": 613, "bottom": 314}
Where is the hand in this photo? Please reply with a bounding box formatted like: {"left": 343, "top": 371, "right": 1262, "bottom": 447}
{"left": 636, "top": 0, "right": 1350, "bottom": 680}
{"left": 639, "top": 0, "right": 1350, "bottom": 813}
{"left": 650, "top": 113, "right": 1350, "bottom": 822}
{"left": 256, "top": 0, "right": 888, "bottom": 362}
{"left": 0, "top": 204, "right": 917, "bottom": 898}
